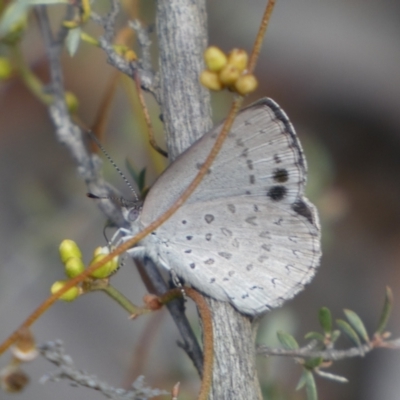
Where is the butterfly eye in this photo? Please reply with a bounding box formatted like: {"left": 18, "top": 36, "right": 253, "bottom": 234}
{"left": 127, "top": 208, "right": 140, "bottom": 222}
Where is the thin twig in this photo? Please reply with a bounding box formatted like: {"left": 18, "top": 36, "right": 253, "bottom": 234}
{"left": 92, "top": 12, "right": 159, "bottom": 101}
{"left": 129, "top": 20, "right": 160, "bottom": 101}
{"left": 39, "top": 340, "right": 168, "bottom": 399}
{"left": 137, "top": 257, "right": 204, "bottom": 375}
{"left": 247, "top": 0, "right": 276, "bottom": 73}
{"left": 35, "top": 5, "right": 127, "bottom": 227}
{"left": 134, "top": 72, "right": 167, "bottom": 157}
{"left": 184, "top": 289, "right": 213, "bottom": 400}
{"left": 257, "top": 337, "right": 400, "bottom": 361}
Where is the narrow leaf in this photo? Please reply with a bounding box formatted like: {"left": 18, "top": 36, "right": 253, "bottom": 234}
{"left": 277, "top": 330, "right": 299, "bottom": 350}
{"left": 331, "top": 330, "right": 341, "bottom": 343}
{"left": 126, "top": 159, "right": 139, "bottom": 185}
{"left": 376, "top": 286, "right": 393, "bottom": 334}
{"left": 304, "top": 370, "right": 318, "bottom": 400}
{"left": 344, "top": 309, "right": 369, "bottom": 342}
{"left": 318, "top": 307, "right": 332, "bottom": 334}
{"left": 138, "top": 168, "right": 147, "bottom": 193}
{"left": 0, "top": 1, "right": 28, "bottom": 37}
{"left": 336, "top": 319, "right": 361, "bottom": 346}
{"left": 65, "top": 27, "right": 81, "bottom": 57}
{"left": 296, "top": 369, "right": 308, "bottom": 390}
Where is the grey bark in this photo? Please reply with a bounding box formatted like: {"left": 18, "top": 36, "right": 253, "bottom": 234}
{"left": 155, "top": 1, "right": 262, "bottom": 399}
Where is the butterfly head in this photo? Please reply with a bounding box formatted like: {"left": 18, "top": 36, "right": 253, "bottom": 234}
{"left": 121, "top": 200, "right": 142, "bottom": 223}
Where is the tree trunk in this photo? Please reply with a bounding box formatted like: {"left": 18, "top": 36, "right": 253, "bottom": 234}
{"left": 155, "top": 1, "right": 262, "bottom": 398}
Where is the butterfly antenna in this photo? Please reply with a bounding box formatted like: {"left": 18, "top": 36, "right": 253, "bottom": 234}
{"left": 87, "top": 131, "right": 139, "bottom": 202}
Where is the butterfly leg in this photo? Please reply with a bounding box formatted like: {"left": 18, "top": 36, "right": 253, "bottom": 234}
{"left": 170, "top": 269, "right": 187, "bottom": 299}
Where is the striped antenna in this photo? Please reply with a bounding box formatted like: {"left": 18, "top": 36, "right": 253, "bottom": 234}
{"left": 87, "top": 131, "right": 139, "bottom": 202}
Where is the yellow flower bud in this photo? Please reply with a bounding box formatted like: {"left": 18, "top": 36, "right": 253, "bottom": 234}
{"left": 65, "top": 91, "right": 79, "bottom": 114}
{"left": 219, "top": 64, "right": 241, "bottom": 86}
{"left": 51, "top": 281, "right": 80, "bottom": 302}
{"left": 64, "top": 257, "right": 85, "bottom": 278}
{"left": 124, "top": 49, "right": 137, "bottom": 62}
{"left": 81, "top": 0, "right": 91, "bottom": 23}
{"left": 234, "top": 73, "right": 258, "bottom": 95}
{"left": 113, "top": 44, "right": 129, "bottom": 56}
{"left": 92, "top": 246, "right": 104, "bottom": 257}
{"left": 200, "top": 70, "right": 223, "bottom": 91}
{"left": 89, "top": 248, "right": 119, "bottom": 278}
{"left": 227, "top": 49, "right": 248, "bottom": 72}
{"left": 0, "top": 58, "right": 13, "bottom": 80}
{"left": 204, "top": 46, "right": 227, "bottom": 72}
{"left": 63, "top": 20, "right": 79, "bottom": 29}
{"left": 59, "top": 239, "right": 82, "bottom": 264}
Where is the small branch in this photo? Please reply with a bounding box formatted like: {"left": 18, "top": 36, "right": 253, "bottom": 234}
{"left": 90, "top": 0, "right": 120, "bottom": 42}
{"left": 39, "top": 340, "right": 168, "bottom": 399}
{"left": 96, "top": 284, "right": 140, "bottom": 315}
{"left": 133, "top": 72, "right": 167, "bottom": 157}
{"left": 35, "top": 5, "right": 127, "bottom": 227}
{"left": 129, "top": 20, "right": 153, "bottom": 74}
{"left": 129, "top": 20, "right": 160, "bottom": 100}
{"left": 139, "top": 257, "right": 204, "bottom": 376}
{"left": 91, "top": 9, "right": 159, "bottom": 100}
{"left": 257, "top": 337, "right": 400, "bottom": 361}
{"left": 184, "top": 289, "right": 213, "bottom": 400}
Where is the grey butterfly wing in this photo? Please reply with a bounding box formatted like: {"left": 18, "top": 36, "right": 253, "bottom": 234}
{"left": 141, "top": 197, "right": 319, "bottom": 315}
{"left": 141, "top": 98, "right": 310, "bottom": 217}
{"left": 135, "top": 98, "right": 321, "bottom": 315}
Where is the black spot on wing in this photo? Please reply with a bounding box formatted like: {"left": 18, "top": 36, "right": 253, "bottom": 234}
{"left": 292, "top": 199, "right": 315, "bottom": 225}
{"left": 267, "top": 185, "right": 287, "bottom": 201}
{"left": 273, "top": 168, "right": 289, "bottom": 183}
{"left": 204, "top": 214, "right": 214, "bottom": 224}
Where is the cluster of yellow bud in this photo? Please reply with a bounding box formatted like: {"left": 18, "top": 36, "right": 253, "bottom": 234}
{"left": 200, "top": 46, "right": 258, "bottom": 95}
{"left": 113, "top": 45, "right": 137, "bottom": 63}
{"left": 50, "top": 240, "right": 119, "bottom": 302}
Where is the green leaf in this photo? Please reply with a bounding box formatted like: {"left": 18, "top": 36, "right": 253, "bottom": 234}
{"left": 304, "top": 357, "right": 324, "bottom": 370}
{"left": 125, "top": 159, "right": 144, "bottom": 189}
{"left": 318, "top": 307, "right": 332, "bottom": 334}
{"left": 296, "top": 369, "right": 308, "bottom": 390}
{"left": 304, "top": 332, "right": 325, "bottom": 342}
{"left": 0, "top": 1, "right": 28, "bottom": 38}
{"left": 125, "top": 158, "right": 138, "bottom": 181}
{"left": 344, "top": 309, "right": 369, "bottom": 343}
{"left": 336, "top": 319, "right": 361, "bottom": 346}
{"left": 304, "top": 370, "right": 318, "bottom": 400}
{"left": 137, "top": 168, "right": 147, "bottom": 193}
{"left": 277, "top": 330, "right": 299, "bottom": 350}
{"left": 331, "top": 330, "right": 341, "bottom": 343}
{"left": 65, "top": 27, "right": 81, "bottom": 57}
{"left": 376, "top": 286, "right": 393, "bottom": 334}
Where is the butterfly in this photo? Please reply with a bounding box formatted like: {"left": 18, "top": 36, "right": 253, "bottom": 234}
{"left": 118, "top": 98, "right": 321, "bottom": 316}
